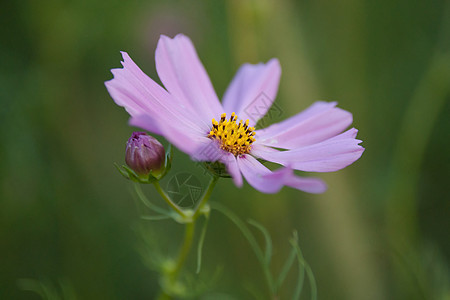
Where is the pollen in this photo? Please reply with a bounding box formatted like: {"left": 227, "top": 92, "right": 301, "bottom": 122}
{"left": 208, "top": 112, "right": 255, "bottom": 156}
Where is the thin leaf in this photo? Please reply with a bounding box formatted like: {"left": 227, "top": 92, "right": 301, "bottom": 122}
{"left": 211, "top": 203, "right": 263, "bottom": 263}
{"left": 275, "top": 243, "right": 297, "bottom": 291}
{"left": 196, "top": 215, "right": 210, "bottom": 274}
{"left": 290, "top": 231, "right": 317, "bottom": 300}
{"left": 114, "top": 162, "right": 130, "bottom": 179}
{"left": 58, "top": 279, "right": 77, "bottom": 300}
{"left": 290, "top": 237, "right": 305, "bottom": 299}
{"left": 141, "top": 215, "right": 171, "bottom": 221}
{"left": 248, "top": 219, "right": 273, "bottom": 265}
{"left": 18, "top": 278, "right": 60, "bottom": 300}
{"left": 305, "top": 261, "right": 317, "bottom": 300}
{"left": 244, "top": 281, "right": 266, "bottom": 300}
{"left": 211, "top": 202, "right": 275, "bottom": 295}
{"left": 133, "top": 183, "right": 171, "bottom": 216}
{"left": 161, "top": 144, "right": 173, "bottom": 178}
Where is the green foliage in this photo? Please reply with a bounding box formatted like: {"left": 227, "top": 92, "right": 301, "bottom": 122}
{"left": 2, "top": 0, "right": 449, "bottom": 299}
{"left": 211, "top": 202, "right": 317, "bottom": 299}
{"left": 17, "top": 278, "right": 77, "bottom": 300}
{"left": 196, "top": 215, "right": 210, "bottom": 274}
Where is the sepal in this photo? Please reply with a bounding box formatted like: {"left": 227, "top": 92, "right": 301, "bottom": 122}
{"left": 114, "top": 163, "right": 158, "bottom": 184}
{"left": 202, "top": 161, "right": 231, "bottom": 178}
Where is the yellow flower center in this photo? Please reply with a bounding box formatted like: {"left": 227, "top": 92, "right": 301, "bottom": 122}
{"left": 208, "top": 112, "right": 256, "bottom": 156}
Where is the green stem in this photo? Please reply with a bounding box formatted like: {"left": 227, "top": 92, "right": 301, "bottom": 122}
{"left": 171, "top": 221, "right": 196, "bottom": 281}
{"left": 134, "top": 183, "right": 170, "bottom": 215}
{"left": 156, "top": 175, "right": 219, "bottom": 299}
{"left": 156, "top": 224, "right": 195, "bottom": 300}
{"left": 156, "top": 222, "right": 197, "bottom": 299}
{"left": 192, "top": 175, "right": 219, "bottom": 219}
{"left": 153, "top": 181, "right": 186, "bottom": 218}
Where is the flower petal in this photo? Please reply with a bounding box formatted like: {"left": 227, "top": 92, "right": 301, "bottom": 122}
{"left": 128, "top": 114, "right": 163, "bottom": 136}
{"left": 105, "top": 52, "right": 208, "bottom": 155}
{"left": 155, "top": 34, "right": 223, "bottom": 123}
{"left": 221, "top": 153, "right": 243, "bottom": 187}
{"left": 284, "top": 176, "right": 327, "bottom": 194}
{"left": 256, "top": 101, "right": 352, "bottom": 149}
{"left": 237, "top": 155, "right": 288, "bottom": 193}
{"left": 130, "top": 114, "right": 211, "bottom": 155}
{"left": 191, "top": 139, "right": 224, "bottom": 162}
{"left": 189, "top": 141, "right": 242, "bottom": 186}
{"left": 259, "top": 101, "right": 337, "bottom": 135}
{"left": 237, "top": 155, "right": 327, "bottom": 194}
{"left": 222, "top": 59, "right": 281, "bottom": 126}
{"left": 252, "top": 128, "right": 364, "bottom": 172}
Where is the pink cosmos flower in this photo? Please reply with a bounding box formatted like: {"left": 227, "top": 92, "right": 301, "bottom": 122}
{"left": 105, "top": 34, "right": 364, "bottom": 194}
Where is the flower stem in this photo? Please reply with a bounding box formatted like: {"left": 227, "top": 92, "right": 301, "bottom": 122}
{"left": 153, "top": 181, "right": 186, "bottom": 218}
{"left": 193, "top": 175, "right": 219, "bottom": 219}
{"left": 156, "top": 221, "right": 196, "bottom": 300}
{"left": 156, "top": 175, "right": 219, "bottom": 299}
{"left": 171, "top": 221, "right": 196, "bottom": 281}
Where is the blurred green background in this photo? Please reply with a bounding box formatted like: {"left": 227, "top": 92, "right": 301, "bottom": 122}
{"left": 1, "top": 0, "right": 449, "bottom": 299}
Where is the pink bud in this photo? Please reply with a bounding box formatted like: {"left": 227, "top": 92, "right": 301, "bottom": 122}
{"left": 125, "top": 132, "right": 165, "bottom": 176}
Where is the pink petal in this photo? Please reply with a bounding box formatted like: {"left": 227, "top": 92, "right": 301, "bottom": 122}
{"left": 130, "top": 114, "right": 211, "bottom": 155}
{"left": 155, "top": 34, "right": 223, "bottom": 123}
{"left": 191, "top": 139, "right": 224, "bottom": 162}
{"left": 256, "top": 101, "right": 352, "bottom": 148}
{"left": 189, "top": 141, "right": 243, "bottom": 186}
{"left": 284, "top": 176, "right": 328, "bottom": 194}
{"left": 237, "top": 155, "right": 327, "bottom": 194}
{"left": 129, "top": 114, "right": 163, "bottom": 136}
{"left": 222, "top": 59, "right": 281, "bottom": 126}
{"left": 221, "top": 153, "right": 243, "bottom": 187}
{"left": 259, "top": 101, "right": 337, "bottom": 135}
{"left": 252, "top": 128, "right": 364, "bottom": 172}
{"left": 105, "top": 52, "right": 207, "bottom": 155}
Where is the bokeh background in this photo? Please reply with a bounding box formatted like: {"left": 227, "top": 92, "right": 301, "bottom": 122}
{"left": 1, "top": 0, "right": 449, "bottom": 299}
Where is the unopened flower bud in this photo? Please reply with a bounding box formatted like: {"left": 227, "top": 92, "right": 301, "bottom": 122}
{"left": 125, "top": 132, "right": 165, "bottom": 177}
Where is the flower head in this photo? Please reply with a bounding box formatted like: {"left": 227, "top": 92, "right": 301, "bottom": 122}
{"left": 106, "top": 34, "right": 364, "bottom": 194}
{"left": 125, "top": 132, "right": 165, "bottom": 177}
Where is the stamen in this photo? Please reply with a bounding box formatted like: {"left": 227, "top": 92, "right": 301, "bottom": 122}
{"left": 208, "top": 112, "right": 256, "bottom": 156}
